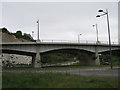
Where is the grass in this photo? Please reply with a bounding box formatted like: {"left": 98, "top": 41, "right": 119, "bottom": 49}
{"left": 2, "top": 72, "right": 119, "bottom": 88}
{"left": 3, "top": 65, "right": 118, "bottom": 71}
{"left": 107, "top": 68, "right": 120, "bottom": 70}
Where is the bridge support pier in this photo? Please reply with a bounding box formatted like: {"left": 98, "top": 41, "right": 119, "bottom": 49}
{"left": 32, "top": 44, "right": 41, "bottom": 68}
{"left": 95, "top": 46, "right": 100, "bottom": 65}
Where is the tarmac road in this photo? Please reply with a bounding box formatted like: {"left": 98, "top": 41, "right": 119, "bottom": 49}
{"left": 2, "top": 67, "right": 120, "bottom": 77}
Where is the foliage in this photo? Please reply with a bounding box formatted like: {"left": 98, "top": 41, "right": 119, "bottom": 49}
{"left": 1, "top": 27, "right": 10, "bottom": 34}
{"left": 15, "top": 31, "right": 22, "bottom": 38}
{"left": 77, "top": 52, "right": 95, "bottom": 65}
{"left": 1, "top": 27, "right": 34, "bottom": 41}
{"left": 22, "top": 33, "right": 33, "bottom": 41}
{"left": 41, "top": 53, "right": 74, "bottom": 64}
{"left": 41, "top": 51, "right": 96, "bottom": 66}
{"left": 99, "top": 54, "right": 120, "bottom": 65}
{"left": 2, "top": 72, "right": 119, "bottom": 88}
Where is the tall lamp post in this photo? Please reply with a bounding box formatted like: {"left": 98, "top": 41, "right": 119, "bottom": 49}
{"left": 93, "top": 24, "right": 99, "bottom": 44}
{"left": 96, "top": 9, "right": 112, "bottom": 69}
{"left": 32, "top": 31, "right": 34, "bottom": 39}
{"left": 36, "top": 19, "right": 40, "bottom": 41}
{"left": 78, "top": 34, "right": 82, "bottom": 43}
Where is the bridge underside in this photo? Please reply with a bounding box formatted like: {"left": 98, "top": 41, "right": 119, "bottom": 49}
{"left": 2, "top": 48, "right": 100, "bottom": 67}
{"left": 2, "top": 49, "right": 35, "bottom": 56}
{"left": 2, "top": 49, "right": 36, "bottom": 67}
{"left": 100, "top": 49, "right": 120, "bottom": 55}
{"left": 41, "top": 48, "right": 96, "bottom": 66}
{"left": 41, "top": 48, "right": 94, "bottom": 54}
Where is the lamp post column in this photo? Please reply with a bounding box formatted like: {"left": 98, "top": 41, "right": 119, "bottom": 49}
{"left": 78, "top": 34, "right": 82, "bottom": 43}
{"left": 93, "top": 24, "right": 99, "bottom": 44}
{"left": 96, "top": 24, "right": 99, "bottom": 43}
{"left": 106, "top": 9, "right": 112, "bottom": 69}
{"left": 96, "top": 9, "right": 112, "bottom": 69}
{"left": 37, "top": 19, "right": 40, "bottom": 41}
{"left": 33, "top": 19, "right": 41, "bottom": 68}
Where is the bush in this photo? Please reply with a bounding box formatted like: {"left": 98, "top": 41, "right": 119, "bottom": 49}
{"left": 22, "top": 33, "right": 33, "bottom": 41}
{"left": 1, "top": 27, "right": 10, "bottom": 34}
{"left": 15, "top": 31, "right": 22, "bottom": 38}
{"left": 1, "top": 27, "right": 34, "bottom": 41}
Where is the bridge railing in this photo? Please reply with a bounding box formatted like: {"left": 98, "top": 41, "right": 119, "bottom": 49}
{"left": 40, "top": 39, "right": 119, "bottom": 45}
{"left": 1, "top": 39, "right": 119, "bottom": 45}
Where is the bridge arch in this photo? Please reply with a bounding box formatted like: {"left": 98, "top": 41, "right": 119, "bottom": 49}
{"left": 41, "top": 48, "right": 95, "bottom": 54}
{"left": 40, "top": 48, "right": 96, "bottom": 66}
{"left": 99, "top": 49, "right": 120, "bottom": 55}
{"left": 40, "top": 47, "right": 95, "bottom": 54}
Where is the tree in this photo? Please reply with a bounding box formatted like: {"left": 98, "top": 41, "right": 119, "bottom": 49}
{"left": 1, "top": 27, "right": 10, "bottom": 34}
{"left": 23, "top": 33, "right": 33, "bottom": 41}
{"left": 15, "top": 30, "right": 22, "bottom": 38}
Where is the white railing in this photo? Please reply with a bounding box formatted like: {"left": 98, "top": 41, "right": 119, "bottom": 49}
{"left": 40, "top": 39, "right": 119, "bottom": 45}
{"left": 1, "top": 39, "right": 119, "bottom": 45}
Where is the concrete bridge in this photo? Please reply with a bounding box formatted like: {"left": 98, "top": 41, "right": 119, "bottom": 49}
{"left": 1, "top": 41, "right": 120, "bottom": 68}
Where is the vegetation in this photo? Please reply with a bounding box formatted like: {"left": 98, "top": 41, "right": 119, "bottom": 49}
{"left": 2, "top": 51, "right": 119, "bottom": 68}
{"left": 1, "top": 27, "right": 34, "bottom": 41}
{"left": 0, "top": 27, "right": 10, "bottom": 34}
{"left": 41, "top": 50, "right": 95, "bottom": 66}
{"left": 41, "top": 50, "right": 119, "bottom": 66}
{"left": 3, "top": 65, "right": 115, "bottom": 71}
{"left": 41, "top": 52, "right": 76, "bottom": 64}
{"left": 2, "top": 72, "right": 119, "bottom": 88}
{"left": 99, "top": 54, "right": 120, "bottom": 65}
{"left": 22, "top": 33, "right": 33, "bottom": 41}
{"left": 14, "top": 31, "right": 22, "bottom": 38}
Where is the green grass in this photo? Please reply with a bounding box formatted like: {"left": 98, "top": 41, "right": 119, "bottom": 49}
{"left": 3, "top": 65, "right": 117, "bottom": 71}
{"left": 107, "top": 68, "right": 120, "bottom": 70}
{"left": 2, "top": 72, "right": 119, "bottom": 88}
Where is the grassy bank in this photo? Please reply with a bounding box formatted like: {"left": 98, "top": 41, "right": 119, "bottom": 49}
{"left": 2, "top": 72, "right": 119, "bottom": 88}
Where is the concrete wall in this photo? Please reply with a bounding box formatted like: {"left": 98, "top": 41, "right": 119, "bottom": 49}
{"left": 2, "top": 54, "right": 32, "bottom": 66}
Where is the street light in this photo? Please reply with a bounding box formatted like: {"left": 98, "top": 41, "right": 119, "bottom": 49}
{"left": 78, "top": 34, "right": 82, "bottom": 43}
{"left": 36, "top": 19, "right": 40, "bottom": 41}
{"left": 96, "top": 9, "right": 112, "bottom": 69}
{"left": 32, "top": 31, "right": 34, "bottom": 39}
{"left": 93, "top": 24, "right": 99, "bottom": 44}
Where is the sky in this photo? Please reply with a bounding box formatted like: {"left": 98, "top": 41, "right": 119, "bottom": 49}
{"left": 1, "top": 0, "right": 119, "bottom": 44}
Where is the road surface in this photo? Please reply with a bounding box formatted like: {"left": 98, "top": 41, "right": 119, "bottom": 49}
{"left": 2, "top": 67, "right": 120, "bottom": 77}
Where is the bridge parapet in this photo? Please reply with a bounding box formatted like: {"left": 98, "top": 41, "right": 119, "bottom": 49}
{"left": 1, "top": 41, "right": 120, "bottom": 53}
{"left": 40, "top": 39, "right": 119, "bottom": 45}
{"left": 1, "top": 39, "right": 119, "bottom": 46}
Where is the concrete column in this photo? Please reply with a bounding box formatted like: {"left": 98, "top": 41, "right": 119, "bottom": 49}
{"left": 95, "top": 46, "right": 100, "bottom": 65}
{"left": 31, "top": 55, "right": 35, "bottom": 67}
{"left": 33, "top": 44, "right": 41, "bottom": 68}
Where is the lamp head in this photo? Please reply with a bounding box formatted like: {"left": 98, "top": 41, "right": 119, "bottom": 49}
{"left": 98, "top": 10, "right": 103, "bottom": 12}
{"left": 96, "top": 15, "right": 100, "bottom": 17}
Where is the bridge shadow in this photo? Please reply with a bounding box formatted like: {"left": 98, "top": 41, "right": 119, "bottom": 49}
{"left": 99, "top": 49, "right": 120, "bottom": 65}
{"left": 2, "top": 48, "right": 95, "bottom": 68}
{"left": 2, "top": 48, "right": 119, "bottom": 68}
{"left": 41, "top": 48, "right": 95, "bottom": 67}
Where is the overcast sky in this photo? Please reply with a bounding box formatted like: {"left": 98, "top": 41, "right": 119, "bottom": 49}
{"left": 1, "top": 1, "right": 118, "bottom": 43}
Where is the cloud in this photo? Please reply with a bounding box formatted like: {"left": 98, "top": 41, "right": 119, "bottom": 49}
{"left": 2, "top": 2, "right": 118, "bottom": 43}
